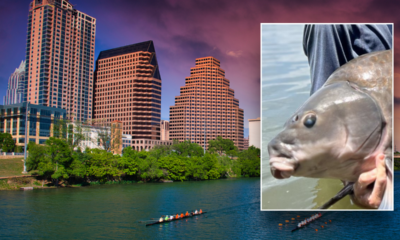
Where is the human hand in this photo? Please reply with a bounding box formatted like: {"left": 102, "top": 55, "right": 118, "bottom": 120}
{"left": 352, "top": 153, "right": 387, "bottom": 209}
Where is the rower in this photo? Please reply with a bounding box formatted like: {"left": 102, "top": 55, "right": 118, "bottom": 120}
{"left": 159, "top": 217, "right": 164, "bottom": 222}
{"left": 181, "top": 213, "right": 184, "bottom": 218}
{"left": 176, "top": 213, "right": 180, "bottom": 219}
{"left": 165, "top": 215, "right": 169, "bottom": 221}
{"left": 185, "top": 211, "right": 189, "bottom": 216}
{"left": 195, "top": 210, "right": 198, "bottom": 214}
{"left": 199, "top": 209, "right": 203, "bottom": 214}
{"left": 170, "top": 215, "right": 174, "bottom": 220}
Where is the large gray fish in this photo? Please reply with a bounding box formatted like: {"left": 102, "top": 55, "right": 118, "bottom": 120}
{"left": 268, "top": 50, "right": 393, "bottom": 209}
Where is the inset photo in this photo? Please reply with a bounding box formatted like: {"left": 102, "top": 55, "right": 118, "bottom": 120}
{"left": 261, "top": 24, "right": 393, "bottom": 210}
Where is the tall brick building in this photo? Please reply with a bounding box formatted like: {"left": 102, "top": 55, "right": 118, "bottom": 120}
{"left": 25, "top": 0, "right": 96, "bottom": 122}
{"left": 93, "top": 41, "right": 162, "bottom": 140}
{"left": 169, "top": 57, "right": 244, "bottom": 150}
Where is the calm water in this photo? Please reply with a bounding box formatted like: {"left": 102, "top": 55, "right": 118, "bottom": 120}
{"left": 260, "top": 24, "right": 355, "bottom": 209}
{"left": 1, "top": 176, "right": 400, "bottom": 239}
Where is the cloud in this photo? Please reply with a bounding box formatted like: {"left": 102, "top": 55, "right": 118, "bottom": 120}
{"left": 226, "top": 50, "right": 243, "bottom": 58}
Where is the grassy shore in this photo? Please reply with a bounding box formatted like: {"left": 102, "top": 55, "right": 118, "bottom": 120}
{"left": 0, "top": 157, "right": 29, "bottom": 178}
{"left": 0, "top": 157, "right": 37, "bottom": 190}
{"left": 0, "top": 177, "right": 44, "bottom": 190}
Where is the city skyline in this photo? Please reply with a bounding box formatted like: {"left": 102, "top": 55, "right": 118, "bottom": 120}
{"left": 0, "top": 0, "right": 261, "bottom": 134}
{"left": 1, "top": 1, "right": 400, "bottom": 142}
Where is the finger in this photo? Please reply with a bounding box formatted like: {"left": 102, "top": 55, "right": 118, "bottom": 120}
{"left": 368, "top": 154, "right": 387, "bottom": 208}
{"left": 357, "top": 168, "right": 377, "bottom": 190}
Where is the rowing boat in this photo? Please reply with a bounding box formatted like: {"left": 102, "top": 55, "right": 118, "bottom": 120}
{"left": 146, "top": 212, "right": 207, "bottom": 226}
{"left": 291, "top": 215, "right": 321, "bottom": 232}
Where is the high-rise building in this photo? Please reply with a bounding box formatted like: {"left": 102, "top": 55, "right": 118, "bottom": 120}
{"left": 4, "top": 61, "right": 25, "bottom": 105}
{"left": 93, "top": 41, "right": 162, "bottom": 140}
{"left": 24, "top": 0, "right": 96, "bottom": 122}
{"left": 160, "top": 120, "right": 169, "bottom": 141}
{"left": 169, "top": 56, "right": 244, "bottom": 150}
{"left": 249, "top": 117, "right": 260, "bottom": 148}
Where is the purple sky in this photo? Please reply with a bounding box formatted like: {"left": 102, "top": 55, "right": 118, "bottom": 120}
{"left": 0, "top": 0, "right": 399, "bottom": 142}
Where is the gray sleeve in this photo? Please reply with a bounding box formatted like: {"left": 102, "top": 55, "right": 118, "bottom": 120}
{"left": 303, "top": 24, "right": 392, "bottom": 95}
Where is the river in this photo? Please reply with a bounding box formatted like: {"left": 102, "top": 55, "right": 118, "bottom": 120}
{"left": 1, "top": 176, "right": 400, "bottom": 239}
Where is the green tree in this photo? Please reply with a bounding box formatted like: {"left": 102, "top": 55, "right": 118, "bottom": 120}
{"left": 26, "top": 142, "right": 47, "bottom": 171}
{"left": 69, "top": 149, "right": 91, "bottom": 179}
{"left": 208, "top": 136, "right": 237, "bottom": 155}
{"left": 86, "top": 148, "right": 122, "bottom": 182}
{"left": 237, "top": 146, "right": 260, "bottom": 177}
{"left": 14, "top": 145, "right": 23, "bottom": 153}
{"left": 136, "top": 155, "right": 166, "bottom": 182}
{"left": 158, "top": 154, "right": 186, "bottom": 181}
{"left": 186, "top": 156, "right": 209, "bottom": 180}
{"left": 0, "top": 133, "right": 5, "bottom": 149}
{"left": 173, "top": 140, "right": 204, "bottom": 157}
{"left": 44, "top": 137, "right": 74, "bottom": 181}
{"left": 119, "top": 147, "right": 138, "bottom": 176}
{"left": 1, "top": 133, "right": 15, "bottom": 152}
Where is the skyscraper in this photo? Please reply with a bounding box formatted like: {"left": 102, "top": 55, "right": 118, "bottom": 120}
{"left": 25, "top": 0, "right": 96, "bottom": 122}
{"left": 169, "top": 56, "right": 244, "bottom": 150}
{"left": 4, "top": 61, "right": 25, "bottom": 105}
{"left": 93, "top": 41, "right": 162, "bottom": 140}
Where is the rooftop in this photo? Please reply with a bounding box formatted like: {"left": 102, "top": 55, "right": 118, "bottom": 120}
{"left": 97, "top": 41, "right": 156, "bottom": 60}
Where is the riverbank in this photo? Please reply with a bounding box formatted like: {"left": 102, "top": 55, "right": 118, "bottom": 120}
{"left": 0, "top": 176, "right": 44, "bottom": 190}
{"left": 0, "top": 174, "right": 253, "bottom": 191}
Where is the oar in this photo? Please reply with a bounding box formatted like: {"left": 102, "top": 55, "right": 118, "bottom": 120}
{"left": 138, "top": 219, "right": 158, "bottom": 223}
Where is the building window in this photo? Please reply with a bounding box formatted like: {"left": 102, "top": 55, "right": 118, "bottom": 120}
{"left": 29, "top": 117, "right": 37, "bottom": 136}
{"left": 13, "top": 119, "right": 18, "bottom": 135}
{"left": 39, "top": 118, "right": 51, "bottom": 137}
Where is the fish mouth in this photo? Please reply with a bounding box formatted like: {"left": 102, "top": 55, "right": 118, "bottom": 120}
{"left": 269, "top": 155, "right": 298, "bottom": 179}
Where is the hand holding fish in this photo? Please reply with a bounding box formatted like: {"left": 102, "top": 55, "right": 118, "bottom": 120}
{"left": 352, "top": 154, "right": 387, "bottom": 209}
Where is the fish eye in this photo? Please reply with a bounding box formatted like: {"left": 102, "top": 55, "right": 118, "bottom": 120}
{"left": 303, "top": 115, "right": 316, "bottom": 128}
